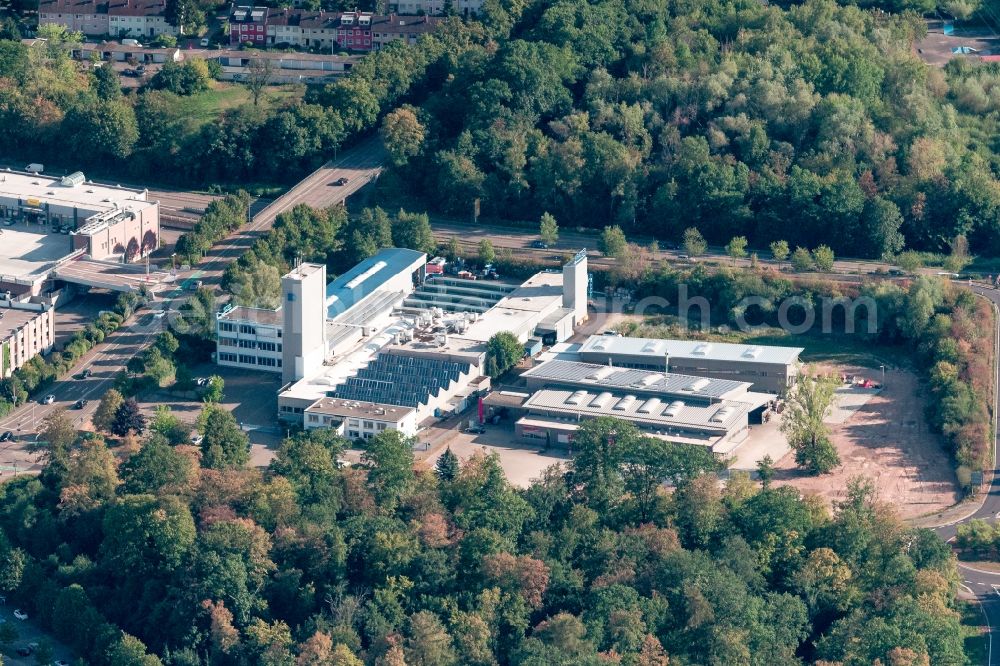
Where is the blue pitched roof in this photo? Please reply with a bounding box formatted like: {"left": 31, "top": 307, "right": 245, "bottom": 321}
{"left": 326, "top": 248, "right": 426, "bottom": 319}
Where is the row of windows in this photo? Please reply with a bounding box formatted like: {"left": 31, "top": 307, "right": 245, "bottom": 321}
{"left": 346, "top": 418, "right": 389, "bottom": 431}
{"left": 219, "top": 337, "right": 282, "bottom": 351}
{"left": 280, "top": 405, "right": 305, "bottom": 414}
{"left": 219, "top": 352, "right": 282, "bottom": 367}
{"left": 219, "top": 322, "right": 282, "bottom": 337}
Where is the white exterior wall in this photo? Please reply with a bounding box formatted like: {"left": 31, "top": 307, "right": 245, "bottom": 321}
{"left": 282, "top": 264, "right": 327, "bottom": 384}
{"left": 39, "top": 12, "right": 110, "bottom": 35}
{"left": 217, "top": 318, "right": 283, "bottom": 373}
{"left": 391, "top": 0, "right": 481, "bottom": 14}
{"left": 305, "top": 409, "right": 417, "bottom": 439}
{"left": 109, "top": 14, "right": 177, "bottom": 37}
{"left": 0, "top": 307, "right": 54, "bottom": 378}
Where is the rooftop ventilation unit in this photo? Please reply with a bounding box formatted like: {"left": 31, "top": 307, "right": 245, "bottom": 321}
{"left": 641, "top": 341, "right": 663, "bottom": 353}
{"left": 60, "top": 171, "right": 85, "bottom": 188}
{"left": 589, "top": 391, "right": 613, "bottom": 408}
{"left": 565, "top": 390, "right": 587, "bottom": 406}
{"left": 710, "top": 406, "right": 736, "bottom": 423}
{"left": 684, "top": 378, "right": 711, "bottom": 392}
{"left": 638, "top": 373, "right": 664, "bottom": 387}
{"left": 587, "top": 366, "right": 615, "bottom": 381}
{"left": 742, "top": 346, "right": 761, "bottom": 359}
{"left": 613, "top": 395, "right": 636, "bottom": 411}
{"left": 591, "top": 340, "right": 608, "bottom": 351}
{"left": 663, "top": 400, "right": 684, "bottom": 417}
{"left": 692, "top": 343, "right": 712, "bottom": 355}
{"left": 637, "top": 397, "right": 661, "bottom": 414}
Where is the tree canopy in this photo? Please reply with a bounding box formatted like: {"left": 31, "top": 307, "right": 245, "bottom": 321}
{"left": 0, "top": 416, "right": 965, "bottom": 665}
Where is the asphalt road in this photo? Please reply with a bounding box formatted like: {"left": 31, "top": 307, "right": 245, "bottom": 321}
{"left": 0, "top": 309, "right": 163, "bottom": 475}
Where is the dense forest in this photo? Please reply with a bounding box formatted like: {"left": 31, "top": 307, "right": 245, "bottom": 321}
{"left": 376, "top": 0, "right": 1000, "bottom": 258}
{"left": 0, "top": 414, "right": 968, "bottom": 665}
{"left": 6, "top": 0, "right": 1000, "bottom": 257}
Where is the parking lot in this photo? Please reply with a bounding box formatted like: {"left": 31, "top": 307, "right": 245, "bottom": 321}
{"left": 417, "top": 419, "right": 570, "bottom": 487}
{"left": 0, "top": 223, "right": 75, "bottom": 279}
{"left": 137, "top": 362, "right": 284, "bottom": 463}
{"left": 0, "top": 603, "right": 74, "bottom": 665}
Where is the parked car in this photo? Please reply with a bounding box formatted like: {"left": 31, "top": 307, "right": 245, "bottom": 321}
{"left": 80, "top": 368, "right": 92, "bottom": 379}
{"left": 466, "top": 425, "right": 486, "bottom": 434}
{"left": 13, "top": 609, "right": 28, "bottom": 620}
{"left": 2, "top": 219, "right": 14, "bottom": 226}
{"left": 41, "top": 394, "right": 55, "bottom": 405}
{"left": 200, "top": 37, "right": 210, "bottom": 47}
{"left": 330, "top": 177, "right": 349, "bottom": 186}
{"left": 0, "top": 432, "right": 13, "bottom": 442}
{"left": 530, "top": 240, "right": 548, "bottom": 249}
{"left": 191, "top": 434, "right": 204, "bottom": 446}
{"left": 188, "top": 280, "right": 203, "bottom": 290}
{"left": 73, "top": 399, "right": 88, "bottom": 410}
{"left": 16, "top": 646, "right": 32, "bottom": 656}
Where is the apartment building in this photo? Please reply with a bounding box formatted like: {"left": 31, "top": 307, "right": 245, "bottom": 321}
{"left": 216, "top": 305, "right": 284, "bottom": 373}
{"left": 229, "top": 5, "right": 268, "bottom": 46}
{"left": 0, "top": 305, "right": 55, "bottom": 379}
{"left": 371, "top": 14, "right": 442, "bottom": 50}
{"left": 38, "top": 0, "right": 110, "bottom": 36}
{"left": 230, "top": 6, "right": 441, "bottom": 51}
{"left": 390, "top": 0, "right": 482, "bottom": 16}
{"left": 39, "top": 0, "right": 176, "bottom": 37}
{"left": 107, "top": 0, "right": 175, "bottom": 38}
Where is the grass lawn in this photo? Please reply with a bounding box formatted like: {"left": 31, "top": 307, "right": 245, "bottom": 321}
{"left": 960, "top": 600, "right": 990, "bottom": 665}
{"left": 174, "top": 82, "right": 305, "bottom": 127}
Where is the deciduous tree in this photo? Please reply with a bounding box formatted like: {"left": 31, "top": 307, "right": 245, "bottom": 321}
{"left": 781, "top": 374, "right": 840, "bottom": 475}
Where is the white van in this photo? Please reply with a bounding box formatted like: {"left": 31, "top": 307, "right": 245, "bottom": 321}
{"left": 122, "top": 38, "right": 142, "bottom": 47}
{"left": 24, "top": 163, "right": 43, "bottom": 173}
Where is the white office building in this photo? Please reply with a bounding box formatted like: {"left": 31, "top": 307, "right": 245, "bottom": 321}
{"left": 216, "top": 305, "right": 283, "bottom": 373}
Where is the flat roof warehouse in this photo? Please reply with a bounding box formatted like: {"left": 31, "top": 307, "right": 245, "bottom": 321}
{"left": 579, "top": 336, "right": 804, "bottom": 365}
{"left": 0, "top": 169, "right": 151, "bottom": 213}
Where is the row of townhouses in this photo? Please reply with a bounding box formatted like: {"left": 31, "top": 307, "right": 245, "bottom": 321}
{"left": 39, "top": 0, "right": 175, "bottom": 38}
{"left": 229, "top": 7, "right": 441, "bottom": 51}
{"left": 40, "top": 1, "right": 458, "bottom": 44}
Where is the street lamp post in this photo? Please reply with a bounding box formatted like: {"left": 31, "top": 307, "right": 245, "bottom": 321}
{"left": 880, "top": 364, "right": 885, "bottom": 387}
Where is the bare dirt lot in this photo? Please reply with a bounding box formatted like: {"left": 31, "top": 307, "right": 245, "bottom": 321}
{"left": 774, "top": 365, "right": 960, "bottom": 518}
{"left": 915, "top": 19, "right": 1000, "bottom": 66}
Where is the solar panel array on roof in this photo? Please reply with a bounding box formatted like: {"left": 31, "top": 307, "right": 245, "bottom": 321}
{"left": 330, "top": 354, "right": 471, "bottom": 408}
